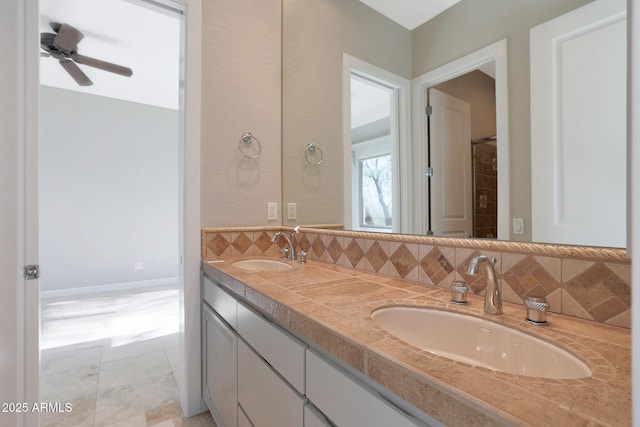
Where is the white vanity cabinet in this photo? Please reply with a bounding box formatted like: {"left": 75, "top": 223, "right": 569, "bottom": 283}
{"left": 238, "top": 339, "right": 306, "bottom": 426}
{"left": 306, "top": 349, "right": 435, "bottom": 427}
{"left": 237, "top": 302, "right": 307, "bottom": 426}
{"left": 202, "top": 277, "right": 238, "bottom": 427}
{"left": 202, "top": 272, "right": 439, "bottom": 427}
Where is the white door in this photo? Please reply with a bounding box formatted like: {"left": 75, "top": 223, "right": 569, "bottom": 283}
{"left": 428, "top": 88, "right": 473, "bottom": 237}
{"left": 530, "top": 0, "right": 626, "bottom": 247}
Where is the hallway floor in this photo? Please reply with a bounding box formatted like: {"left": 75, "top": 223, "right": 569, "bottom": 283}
{"left": 40, "top": 285, "right": 215, "bottom": 427}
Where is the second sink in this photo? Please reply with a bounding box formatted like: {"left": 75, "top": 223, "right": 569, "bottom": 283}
{"left": 371, "top": 306, "right": 591, "bottom": 379}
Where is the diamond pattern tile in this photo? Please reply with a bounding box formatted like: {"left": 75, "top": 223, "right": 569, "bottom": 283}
{"left": 255, "top": 231, "right": 274, "bottom": 254}
{"left": 365, "top": 241, "right": 388, "bottom": 273}
{"left": 311, "top": 234, "right": 326, "bottom": 260}
{"left": 502, "top": 256, "right": 560, "bottom": 301}
{"left": 201, "top": 228, "right": 631, "bottom": 328}
{"left": 327, "top": 237, "right": 343, "bottom": 263}
{"left": 206, "top": 233, "right": 230, "bottom": 258}
{"left": 390, "top": 244, "right": 418, "bottom": 279}
{"left": 419, "top": 247, "right": 454, "bottom": 286}
{"left": 344, "top": 238, "right": 364, "bottom": 268}
{"left": 563, "top": 262, "right": 631, "bottom": 323}
{"left": 232, "top": 232, "right": 253, "bottom": 255}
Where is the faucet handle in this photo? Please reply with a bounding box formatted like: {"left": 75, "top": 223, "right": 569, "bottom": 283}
{"left": 525, "top": 296, "right": 550, "bottom": 325}
{"left": 450, "top": 281, "right": 469, "bottom": 305}
{"left": 279, "top": 246, "right": 289, "bottom": 259}
{"left": 297, "top": 250, "right": 307, "bottom": 264}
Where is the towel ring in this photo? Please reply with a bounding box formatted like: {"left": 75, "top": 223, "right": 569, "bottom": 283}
{"left": 304, "top": 142, "right": 323, "bottom": 166}
{"left": 238, "top": 131, "right": 262, "bottom": 159}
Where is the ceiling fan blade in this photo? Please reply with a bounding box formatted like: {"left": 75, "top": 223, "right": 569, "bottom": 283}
{"left": 53, "top": 23, "right": 84, "bottom": 52}
{"left": 59, "top": 59, "right": 93, "bottom": 86}
{"left": 71, "top": 53, "right": 133, "bottom": 77}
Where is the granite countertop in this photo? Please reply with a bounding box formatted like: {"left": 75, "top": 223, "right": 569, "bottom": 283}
{"left": 201, "top": 256, "right": 631, "bottom": 426}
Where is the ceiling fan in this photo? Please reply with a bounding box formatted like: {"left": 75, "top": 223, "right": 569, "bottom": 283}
{"left": 40, "top": 22, "right": 133, "bottom": 86}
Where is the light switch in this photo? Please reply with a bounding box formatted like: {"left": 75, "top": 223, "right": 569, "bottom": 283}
{"left": 287, "top": 203, "right": 297, "bottom": 220}
{"left": 513, "top": 218, "right": 524, "bottom": 235}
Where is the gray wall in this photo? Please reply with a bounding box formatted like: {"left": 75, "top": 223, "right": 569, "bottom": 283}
{"left": 40, "top": 86, "right": 179, "bottom": 292}
{"left": 200, "top": 0, "right": 282, "bottom": 227}
{"left": 282, "top": 0, "right": 411, "bottom": 226}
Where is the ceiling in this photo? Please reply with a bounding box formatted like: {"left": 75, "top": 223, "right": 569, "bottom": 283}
{"left": 360, "top": 0, "right": 461, "bottom": 30}
{"left": 39, "top": 0, "right": 180, "bottom": 110}
{"left": 39, "top": 0, "right": 459, "bottom": 110}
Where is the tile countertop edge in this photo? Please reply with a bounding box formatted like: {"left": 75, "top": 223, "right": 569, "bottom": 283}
{"left": 200, "top": 259, "right": 631, "bottom": 427}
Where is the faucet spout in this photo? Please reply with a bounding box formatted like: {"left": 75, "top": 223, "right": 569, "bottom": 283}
{"left": 270, "top": 227, "right": 299, "bottom": 260}
{"left": 467, "top": 255, "right": 502, "bottom": 315}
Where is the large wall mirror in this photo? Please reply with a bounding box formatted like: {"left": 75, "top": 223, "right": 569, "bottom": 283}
{"left": 282, "top": 0, "right": 627, "bottom": 248}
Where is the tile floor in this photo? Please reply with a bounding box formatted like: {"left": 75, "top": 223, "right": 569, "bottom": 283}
{"left": 40, "top": 285, "right": 216, "bottom": 427}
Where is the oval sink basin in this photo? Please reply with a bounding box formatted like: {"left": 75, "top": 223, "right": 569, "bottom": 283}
{"left": 232, "top": 259, "right": 293, "bottom": 271}
{"left": 371, "top": 306, "right": 591, "bottom": 379}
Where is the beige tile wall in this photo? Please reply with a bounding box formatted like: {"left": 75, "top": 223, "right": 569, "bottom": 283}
{"left": 202, "top": 227, "right": 631, "bottom": 328}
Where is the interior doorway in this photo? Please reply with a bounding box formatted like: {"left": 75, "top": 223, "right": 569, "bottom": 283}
{"left": 412, "top": 39, "right": 509, "bottom": 239}
{"left": 37, "top": 0, "right": 186, "bottom": 424}
{"left": 429, "top": 69, "right": 498, "bottom": 239}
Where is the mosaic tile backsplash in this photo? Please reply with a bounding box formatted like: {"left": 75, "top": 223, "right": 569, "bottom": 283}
{"left": 202, "top": 227, "right": 631, "bottom": 328}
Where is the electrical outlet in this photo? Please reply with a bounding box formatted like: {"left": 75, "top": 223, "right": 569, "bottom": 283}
{"left": 267, "top": 202, "right": 278, "bottom": 220}
{"left": 134, "top": 262, "right": 144, "bottom": 270}
{"left": 287, "top": 203, "right": 297, "bottom": 220}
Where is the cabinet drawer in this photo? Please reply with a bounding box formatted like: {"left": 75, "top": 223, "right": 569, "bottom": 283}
{"left": 237, "top": 302, "right": 306, "bottom": 393}
{"left": 304, "top": 403, "right": 332, "bottom": 427}
{"left": 203, "top": 276, "right": 238, "bottom": 329}
{"left": 238, "top": 339, "right": 305, "bottom": 427}
{"left": 202, "top": 304, "right": 237, "bottom": 427}
{"left": 306, "top": 349, "right": 430, "bottom": 427}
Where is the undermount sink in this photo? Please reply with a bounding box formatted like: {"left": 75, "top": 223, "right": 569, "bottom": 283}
{"left": 371, "top": 306, "right": 591, "bottom": 379}
{"left": 232, "top": 259, "right": 293, "bottom": 271}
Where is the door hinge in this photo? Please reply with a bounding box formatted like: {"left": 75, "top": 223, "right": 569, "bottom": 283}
{"left": 24, "top": 264, "right": 40, "bottom": 280}
{"left": 425, "top": 166, "right": 434, "bottom": 177}
{"left": 426, "top": 106, "right": 433, "bottom": 116}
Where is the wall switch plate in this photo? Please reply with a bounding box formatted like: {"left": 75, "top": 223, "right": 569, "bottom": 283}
{"left": 513, "top": 218, "right": 525, "bottom": 235}
{"left": 267, "top": 202, "right": 278, "bottom": 220}
{"left": 287, "top": 203, "right": 297, "bottom": 220}
{"left": 134, "top": 262, "right": 144, "bottom": 270}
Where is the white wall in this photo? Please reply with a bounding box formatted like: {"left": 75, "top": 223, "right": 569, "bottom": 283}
{"left": 39, "top": 86, "right": 179, "bottom": 292}
{"left": 0, "top": 0, "right": 23, "bottom": 424}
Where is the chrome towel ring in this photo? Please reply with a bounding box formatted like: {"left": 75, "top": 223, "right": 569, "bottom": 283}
{"left": 304, "top": 142, "right": 323, "bottom": 166}
{"left": 238, "top": 131, "right": 262, "bottom": 159}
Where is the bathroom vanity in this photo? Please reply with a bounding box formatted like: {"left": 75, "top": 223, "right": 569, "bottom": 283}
{"left": 201, "top": 256, "right": 630, "bottom": 426}
{"left": 202, "top": 268, "right": 435, "bottom": 427}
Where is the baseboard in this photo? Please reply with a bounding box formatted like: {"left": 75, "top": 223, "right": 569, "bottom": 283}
{"left": 40, "top": 277, "right": 180, "bottom": 299}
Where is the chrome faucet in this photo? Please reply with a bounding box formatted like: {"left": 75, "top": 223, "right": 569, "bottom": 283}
{"left": 271, "top": 227, "right": 300, "bottom": 260}
{"left": 466, "top": 255, "right": 502, "bottom": 315}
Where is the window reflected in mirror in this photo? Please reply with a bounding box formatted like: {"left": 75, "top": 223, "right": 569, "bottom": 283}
{"left": 350, "top": 72, "right": 397, "bottom": 232}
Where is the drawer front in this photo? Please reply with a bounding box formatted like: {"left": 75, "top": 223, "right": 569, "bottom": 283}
{"left": 203, "top": 304, "right": 237, "bottom": 427}
{"left": 238, "top": 405, "right": 252, "bottom": 427}
{"left": 237, "top": 302, "right": 306, "bottom": 393}
{"left": 304, "top": 403, "right": 332, "bottom": 427}
{"left": 306, "top": 349, "right": 429, "bottom": 427}
{"left": 238, "top": 339, "right": 305, "bottom": 427}
{"left": 203, "top": 276, "right": 238, "bottom": 329}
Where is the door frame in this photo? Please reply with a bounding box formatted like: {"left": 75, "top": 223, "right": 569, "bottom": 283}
{"left": 411, "top": 39, "right": 510, "bottom": 239}
{"left": 19, "top": 0, "right": 203, "bottom": 424}
{"left": 342, "top": 54, "right": 411, "bottom": 233}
